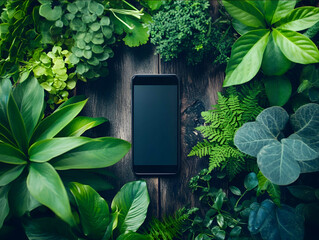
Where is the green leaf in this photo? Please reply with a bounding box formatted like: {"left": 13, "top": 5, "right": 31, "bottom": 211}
{"left": 222, "top": 0, "right": 266, "bottom": 28}
{"left": 0, "top": 143, "right": 27, "bottom": 165}
{"left": 69, "top": 182, "right": 110, "bottom": 239}
{"left": 0, "top": 164, "right": 25, "bottom": 186}
{"left": 31, "top": 99, "right": 87, "bottom": 143}
{"left": 250, "top": 0, "right": 278, "bottom": 25}
{"left": 213, "top": 191, "right": 226, "bottom": 211}
{"left": 13, "top": 77, "right": 44, "bottom": 140}
{"left": 0, "top": 78, "right": 11, "bottom": 128}
{"left": 230, "top": 226, "right": 242, "bottom": 237}
{"left": 272, "top": 28, "right": 319, "bottom": 64}
{"left": 257, "top": 171, "right": 281, "bottom": 206}
{"left": 263, "top": 75, "right": 292, "bottom": 106}
{"left": 288, "top": 185, "right": 317, "bottom": 202}
{"left": 89, "top": 22, "right": 100, "bottom": 31}
{"left": 39, "top": 3, "right": 62, "bottom": 21}
{"left": 88, "top": 1, "right": 104, "bottom": 16}
{"left": 29, "top": 137, "right": 91, "bottom": 163}
{"left": 223, "top": 29, "right": 270, "bottom": 87}
{"left": 232, "top": 19, "right": 257, "bottom": 35}
{"left": 51, "top": 137, "right": 131, "bottom": 170}
{"left": 216, "top": 214, "right": 225, "bottom": 229}
{"left": 271, "top": 0, "right": 297, "bottom": 24}
{"left": 211, "top": 226, "right": 226, "bottom": 240}
{"left": 111, "top": 181, "right": 150, "bottom": 234}
{"left": 27, "top": 162, "right": 75, "bottom": 226}
{"left": 116, "top": 232, "right": 151, "bottom": 240}
{"left": 67, "top": 2, "right": 78, "bottom": 14}
{"left": 7, "top": 94, "right": 28, "bottom": 153}
{"left": 229, "top": 186, "right": 241, "bottom": 196}
{"left": 244, "top": 172, "right": 258, "bottom": 190}
{"left": 57, "top": 116, "right": 108, "bottom": 137}
{"left": 0, "top": 186, "right": 10, "bottom": 229}
{"left": 57, "top": 95, "right": 86, "bottom": 110}
{"left": 276, "top": 7, "right": 319, "bottom": 32}
{"left": 100, "top": 16, "right": 110, "bottom": 26}
{"left": 24, "top": 217, "right": 77, "bottom": 240}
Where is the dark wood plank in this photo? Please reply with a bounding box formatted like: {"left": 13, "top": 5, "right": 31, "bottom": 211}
{"left": 77, "top": 44, "right": 160, "bottom": 217}
{"left": 159, "top": 60, "right": 225, "bottom": 216}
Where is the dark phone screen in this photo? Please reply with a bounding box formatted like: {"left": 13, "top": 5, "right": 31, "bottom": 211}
{"left": 133, "top": 76, "right": 179, "bottom": 174}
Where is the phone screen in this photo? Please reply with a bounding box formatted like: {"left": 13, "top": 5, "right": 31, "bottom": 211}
{"left": 132, "top": 75, "right": 179, "bottom": 175}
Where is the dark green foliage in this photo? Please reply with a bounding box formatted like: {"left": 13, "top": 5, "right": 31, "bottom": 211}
{"left": 189, "top": 82, "right": 264, "bottom": 179}
{"left": 149, "top": 0, "right": 235, "bottom": 65}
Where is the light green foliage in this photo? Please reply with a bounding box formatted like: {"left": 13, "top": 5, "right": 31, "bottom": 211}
{"left": 0, "top": 77, "right": 130, "bottom": 229}
{"left": 223, "top": 0, "right": 319, "bottom": 87}
{"left": 235, "top": 103, "right": 319, "bottom": 185}
{"left": 189, "top": 82, "right": 264, "bottom": 179}
{"left": 150, "top": 0, "right": 235, "bottom": 65}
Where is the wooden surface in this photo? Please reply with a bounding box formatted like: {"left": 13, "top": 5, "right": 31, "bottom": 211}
{"left": 77, "top": 44, "right": 224, "bottom": 218}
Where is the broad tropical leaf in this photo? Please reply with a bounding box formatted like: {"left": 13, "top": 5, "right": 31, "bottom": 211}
{"left": 69, "top": 182, "right": 110, "bottom": 239}
{"left": 247, "top": 0, "right": 278, "bottom": 25}
{"left": 263, "top": 75, "right": 292, "bottom": 106}
{"left": 223, "top": 30, "right": 270, "bottom": 87}
{"left": 0, "top": 143, "right": 27, "bottom": 164}
{"left": 27, "top": 162, "right": 75, "bottom": 226}
{"left": 29, "top": 137, "right": 91, "bottom": 163}
{"left": 31, "top": 99, "right": 87, "bottom": 143}
{"left": 57, "top": 95, "right": 86, "bottom": 110}
{"left": 0, "top": 164, "right": 25, "bottom": 186}
{"left": 111, "top": 181, "right": 150, "bottom": 234}
{"left": 273, "top": 28, "right": 319, "bottom": 64}
{"left": 0, "top": 123, "right": 15, "bottom": 145}
{"left": 12, "top": 77, "right": 44, "bottom": 139}
{"left": 232, "top": 19, "right": 257, "bottom": 35}
{"left": 117, "top": 232, "right": 151, "bottom": 240}
{"left": 271, "top": 0, "right": 297, "bottom": 24}
{"left": 0, "top": 186, "right": 9, "bottom": 229}
{"left": 0, "top": 78, "right": 11, "bottom": 128}
{"left": 276, "top": 7, "right": 319, "bottom": 32}
{"left": 51, "top": 137, "right": 131, "bottom": 170}
{"left": 222, "top": 0, "right": 266, "bottom": 28}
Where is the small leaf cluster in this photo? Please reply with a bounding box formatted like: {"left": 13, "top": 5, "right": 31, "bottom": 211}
{"left": 297, "top": 64, "right": 319, "bottom": 104}
{"left": 149, "top": 0, "right": 235, "bottom": 65}
{"left": 189, "top": 82, "right": 264, "bottom": 179}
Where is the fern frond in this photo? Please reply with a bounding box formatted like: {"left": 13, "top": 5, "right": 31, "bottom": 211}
{"left": 188, "top": 139, "right": 212, "bottom": 158}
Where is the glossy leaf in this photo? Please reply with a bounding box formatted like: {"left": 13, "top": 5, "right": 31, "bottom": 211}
{"left": 52, "top": 137, "right": 131, "bottom": 170}
{"left": 223, "top": 30, "right": 270, "bottom": 87}
{"left": 7, "top": 94, "right": 28, "bottom": 153}
{"left": 263, "top": 75, "right": 292, "bottom": 106}
{"left": 273, "top": 28, "right": 319, "bottom": 64}
{"left": 0, "top": 78, "right": 11, "bottom": 128}
{"left": 29, "top": 137, "right": 91, "bottom": 163}
{"left": 0, "top": 186, "right": 9, "bottom": 229}
{"left": 229, "top": 186, "right": 241, "bottom": 196}
{"left": 27, "top": 162, "right": 75, "bottom": 226}
{"left": 232, "top": 19, "right": 257, "bottom": 35}
{"left": 31, "top": 99, "right": 87, "bottom": 143}
{"left": 277, "top": 7, "right": 319, "bottom": 32}
{"left": 69, "top": 182, "right": 110, "bottom": 239}
{"left": 213, "top": 191, "right": 226, "bottom": 211}
{"left": 0, "top": 122, "right": 17, "bottom": 146}
{"left": 111, "top": 181, "right": 150, "bottom": 234}
{"left": 244, "top": 172, "right": 258, "bottom": 190}
{"left": 12, "top": 77, "right": 44, "bottom": 139}
{"left": 222, "top": 0, "right": 266, "bottom": 28}
{"left": 116, "top": 232, "right": 151, "bottom": 240}
{"left": 0, "top": 164, "right": 25, "bottom": 186}
{"left": 0, "top": 143, "right": 27, "bottom": 165}
{"left": 271, "top": 0, "right": 297, "bottom": 24}
{"left": 57, "top": 95, "right": 86, "bottom": 110}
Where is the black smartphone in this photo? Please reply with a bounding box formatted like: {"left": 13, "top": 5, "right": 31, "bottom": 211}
{"left": 132, "top": 74, "right": 180, "bottom": 175}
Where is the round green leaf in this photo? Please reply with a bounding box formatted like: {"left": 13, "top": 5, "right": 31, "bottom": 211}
{"left": 72, "top": 47, "right": 84, "bottom": 58}
{"left": 263, "top": 75, "right": 292, "bottom": 106}
{"left": 89, "top": 22, "right": 100, "bottom": 32}
{"left": 70, "top": 18, "right": 86, "bottom": 31}
{"left": 100, "top": 16, "right": 110, "bottom": 26}
{"left": 83, "top": 50, "right": 92, "bottom": 59}
{"left": 67, "top": 3, "right": 78, "bottom": 14}
{"left": 230, "top": 226, "right": 242, "bottom": 237}
{"left": 88, "top": 1, "right": 104, "bottom": 16}
{"left": 87, "top": 57, "right": 99, "bottom": 66}
{"left": 92, "top": 37, "right": 104, "bottom": 45}
{"left": 244, "top": 172, "right": 258, "bottom": 190}
{"left": 229, "top": 186, "right": 241, "bottom": 196}
{"left": 39, "top": 4, "right": 62, "bottom": 21}
{"left": 102, "top": 26, "right": 113, "bottom": 39}
{"left": 69, "top": 54, "right": 80, "bottom": 65}
{"left": 92, "top": 45, "right": 104, "bottom": 54}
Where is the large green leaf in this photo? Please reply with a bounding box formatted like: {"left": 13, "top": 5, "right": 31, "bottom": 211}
{"left": 223, "top": 29, "right": 270, "bottom": 87}
{"left": 0, "top": 143, "right": 27, "bottom": 164}
{"left": 272, "top": 28, "right": 319, "bottom": 64}
{"left": 263, "top": 75, "right": 292, "bottom": 106}
{"left": 276, "top": 7, "right": 319, "bottom": 32}
{"left": 299, "top": 158, "right": 319, "bottom": 173}
{"left": 30, "top": 99, "right": 87, "bottom": 143}
{"left": 111, "top": 181, "right": 150, "bottom": 234}
{"left": 271, "top": 0, "right": 297, "bottom": 24}
{"left": 7, "top": 93, "right": 28, "bottom": 153}
{"left": 0, "top": 78, "right": 11, "bottom": 128}
{"left": 232, "top": 19, "right": 257, "bottom": 36}
{"left": 56, "top": 95, "right": 86, "bottom": 110}
{"left": 117, "top": 232, "right": 151, "bottom": 240}
{"left": 247, "top": 0, "right": 278, "bottom": 25}
{"left": 29, "top": 137, "right": 91, "bottom": 163}
{"left": 13, "top": 77, "right": 44, "bottom": 140}
{"left": 257, "top": 171, "right": 281, "bottom": 206}
{"left": 0, "top": 164, "right": 25, "bottom": 186}
{"left": 0, "top": 123, "right": 15, "bottom": 146}
{"left": 222, "top": 0, "right": 266, "bottom": 28}
{"left": 69, "top": 182, "right": 110, "bottom": 239}
{"left": 51, "top": 137, "right": 131, "bottom": 170}
{"left": 56, "top": 116, "right": 108, "bottom": 137}
{"left": 27, "top": 162, "right": 75, "bottom": 226}
{"left": 0, "top": 186, "right": 10, "bottom": 229}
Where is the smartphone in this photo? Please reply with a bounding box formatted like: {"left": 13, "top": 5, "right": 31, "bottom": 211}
{"left": 132, "top": 74, "right": 180, "bottom": 175}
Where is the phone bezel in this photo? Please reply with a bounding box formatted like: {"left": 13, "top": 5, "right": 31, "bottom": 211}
{"left": 131, "top": 74, "right": 180, "bottom": 176}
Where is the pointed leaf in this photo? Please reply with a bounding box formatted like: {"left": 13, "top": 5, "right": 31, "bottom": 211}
{"left": 57, "top": 116, "right": 108, "bottom": 137}
{"left": 272, "top": 0, "right": 297, "bottom": 24}
{"left": 0, "top": 186, "right": 10, "bottom": 229}
{"left": 277, "top": 7, "right": 319, "bottom": 32}
{"left": 27, "top": 162, "right": 75, "bottom": 226}
{"left": 263, "top": 75, "right": 292, "bottom": 106}
{"left": 31, "top": 99, "right": 87, "bottom": 143}
{"left": 0, "top": 143, "right": 27, "bottom": 164}
{"left": 69, "top": 182, "right": 110, "bottom": 239}
{"left": 0, "top": 164, "right": 25, "bottom": 186}
{"left": 0, "top": 123, "right": 15, "bottom": 145}
{"left": 273, "top": 28, "right": 319, "bottom": 64}
{"left": 223, "top": 30, "right": 270, "bottom": 87}
{"left": 247, "top": 0, "right": 278, "bottom": 25}
{"left": 111, "top": 181, "right": 150, "bottom": 234}
{"left": 0, "top": 78, "right": 11, "bottom": 128}
{"left": 232, "top": 19, "right": 257, "bottom": 35}
{"left": 29, "top": 137, "right": 91, "bottom": 163}
{"left": 222, "top": 0, "right": 266, "bottom": 28}
{"left": 244, "top": 172, "right": 258, "bottom": 190}
{"left": 13, "top": 77, "right": 44, "bottom": 139}
{"left": 7, "top": 94, "right": 28, "bottom": 153}
{"left": 57, "top": 95, "right": 86, "bottom": 110}
{"left": 51, "top": 137, "right": 131, "bottom": 170}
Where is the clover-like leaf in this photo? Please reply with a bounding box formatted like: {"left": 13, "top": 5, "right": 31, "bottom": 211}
{"left": 39, "top": 3, "right": 62, "bottom": 21}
